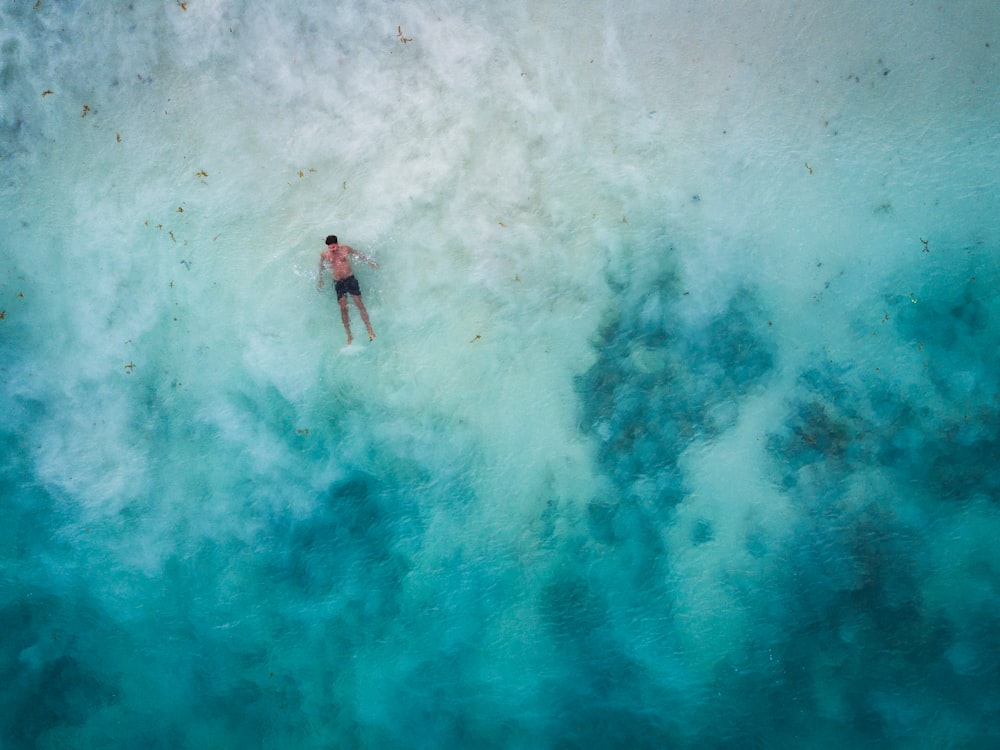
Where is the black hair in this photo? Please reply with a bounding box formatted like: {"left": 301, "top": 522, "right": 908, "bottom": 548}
{"left": 326, "top": 235, "right": 338, "bottom": 245}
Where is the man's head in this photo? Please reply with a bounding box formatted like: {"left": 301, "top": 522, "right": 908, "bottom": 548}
{"left": 326, "top": 235, "right": 338, "bottom": 246}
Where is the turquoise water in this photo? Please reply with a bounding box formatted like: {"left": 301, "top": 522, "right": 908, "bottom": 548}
{"left": 2, "top": 1, "right": 999, "bottom": 747}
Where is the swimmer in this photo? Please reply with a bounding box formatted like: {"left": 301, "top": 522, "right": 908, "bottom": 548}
{"left": 317, "top": 235, "right": 377, "bottom": 345}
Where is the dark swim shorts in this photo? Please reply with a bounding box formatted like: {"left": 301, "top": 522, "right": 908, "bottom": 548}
{"left": 334, "top": 275, "right": 362, "bottom": 299}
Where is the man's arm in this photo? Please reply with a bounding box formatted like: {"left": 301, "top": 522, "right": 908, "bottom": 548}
{"left": 348, "top": 246, "right": 378, "bottom": 269}
{"left": 317, "top": 255, "right": 325, "bottom": 289}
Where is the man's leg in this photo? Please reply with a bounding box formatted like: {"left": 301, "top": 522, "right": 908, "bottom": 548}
{"left": 338, "top": 295, "right": 353, "bottom": 344}
{"left": 352, "top": 294, "right": 375, "bottom": 340}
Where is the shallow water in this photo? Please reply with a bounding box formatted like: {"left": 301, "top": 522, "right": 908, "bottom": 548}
{"left": 2, "top": 1, "right": 999, "bottom": 747}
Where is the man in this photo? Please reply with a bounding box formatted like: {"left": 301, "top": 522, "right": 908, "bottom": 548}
{"left": 317, "top": 234, "right": 377, "bottom": 344}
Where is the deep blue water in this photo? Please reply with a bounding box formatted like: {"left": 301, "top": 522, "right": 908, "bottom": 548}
{"left": 2, "top": 1, "right": 999, "bottom": 747}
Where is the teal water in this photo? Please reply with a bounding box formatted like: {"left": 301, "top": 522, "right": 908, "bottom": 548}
{"left": 2, "top": 1, "right": 999, "bottom": 747}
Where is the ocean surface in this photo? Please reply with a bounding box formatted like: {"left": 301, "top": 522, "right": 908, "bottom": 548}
{"left": 2, "top": 1, "right": 999, "bottom": 747}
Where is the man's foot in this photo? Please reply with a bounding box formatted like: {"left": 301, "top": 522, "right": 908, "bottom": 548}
{"left": 367, "top": 328, "right": 376, "bottom": 341}
{"left": 346, "top": 334, "right": 353, "bottom": 345}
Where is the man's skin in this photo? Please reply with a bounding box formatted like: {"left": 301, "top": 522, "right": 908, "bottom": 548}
{"left": 317, "top": 239, "right": 377, "bottom": 345}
